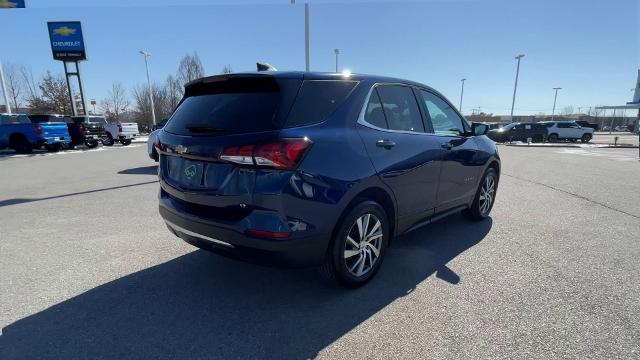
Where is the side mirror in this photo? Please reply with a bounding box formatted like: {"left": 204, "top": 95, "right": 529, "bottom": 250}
{"left": 472, "top": 122, "right": 489, "bottom": 136}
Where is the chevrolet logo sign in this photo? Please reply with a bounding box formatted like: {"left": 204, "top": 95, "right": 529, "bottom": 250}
{"left": 174, "top": 145, "right": 188, "bottom": 154}
{"left": 53, "top": 26, "right": 77, "bottom": 36}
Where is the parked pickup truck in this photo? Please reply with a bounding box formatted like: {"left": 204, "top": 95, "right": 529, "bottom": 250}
{"left": 26, "top": 114, "right": 73, "bottom": 152}
{"left": 67, "top": 116, "right": 107, "bottom": 148}
{"left": 540, "top": 121, "right": 594, "bottom": 143}
{"left": 103, "top": 121, "right": 139, "bottom": 146}
{"left": 0, "top": 113, "right": 39, "bottom": 153}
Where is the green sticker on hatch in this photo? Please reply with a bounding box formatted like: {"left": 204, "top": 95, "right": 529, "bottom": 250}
{"left": 184, "top": 165, "right": 197, "bottom": 180}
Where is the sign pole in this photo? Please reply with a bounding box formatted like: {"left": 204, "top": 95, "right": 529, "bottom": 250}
{"left": 0, "top": 61, "right": 11, "bottom": 114}
{"left": 75, "top": 61, "right": 88, "bottom": 115}
{"left": 63, "top": 61, "right": 77, "bottom": 116}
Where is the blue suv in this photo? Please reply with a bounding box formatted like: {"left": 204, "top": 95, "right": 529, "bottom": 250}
{"left": 156, "top": 72, "right": 499, "bottom": 287}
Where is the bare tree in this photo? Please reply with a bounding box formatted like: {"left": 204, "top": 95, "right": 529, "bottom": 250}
{"left": 20, "top": 66, "right": 39, "bottom": 101}
{"left": 100, "top": 82, "right": 130, "bottom": 121}
{"left": 132, "top": 83, "right": 172, "bottom": 126}
{"left": 3, "top": 63, "right": 23, "bottom": 110}
{"left": 25, "top": 71, "right": 71, "bottom": 115}
{"left": 166, "top": 74, "right": 182, "bottom": 112}
{"left": 221, "top": 65, "right": 233, "bottom": 74}
{"left": 177, "top": 52, "right": 204, "bottom": 86}
{"left": 561, "top": 105, "right": 574, "bottom": 116}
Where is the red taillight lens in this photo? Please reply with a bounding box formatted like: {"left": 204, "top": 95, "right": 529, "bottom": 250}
{"left": 220, "top": 145, "right": 255, "bottom": 165}
{"left": 219, "top": 139, "right": 311, "bottom": 169}
{"left": 78, "top": 123, "right": 85, "bottom": 134}
{"left": 155, "top": 139, "right": 167, "bottom": 152}
{"left": 245, "top": 229, "right": 291, "bottom": 239}
{"left": 117, "top": 124, "right": 123, "bottom": 132}
{"left": 34, "top": 124, "right": 42, "bottom": 135}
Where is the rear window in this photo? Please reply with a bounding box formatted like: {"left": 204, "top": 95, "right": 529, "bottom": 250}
{"left": 164, "top": 77, "right": 301, "bottom": 136}
{"left": 1, "top": 115, "right": 30, "bottom": 125}
{"left": 285, "top": 80, "right": 357, "bottom": 127}
{"left": 28, "top": 115, "right": 67, "bottom": 123}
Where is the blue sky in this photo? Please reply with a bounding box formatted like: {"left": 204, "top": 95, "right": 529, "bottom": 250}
{"left": 2, "top": 0, "right": 638, "bottom": 115}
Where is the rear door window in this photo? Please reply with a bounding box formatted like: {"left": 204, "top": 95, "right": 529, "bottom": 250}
{"left": 285, "top": 80, "right": 357, "bottom": 127}
{"left": 164, "top": 77, "right": 301, "bottom": 136}
{"left": 363, "top": 88, "right": 388, "bottom": 129}
{"left": 376, "top": 85, "right": 424, "bottom": 132}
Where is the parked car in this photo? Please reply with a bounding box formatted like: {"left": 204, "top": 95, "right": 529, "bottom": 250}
{"left": 574, "top": 120, "right": 599, "bottom": 131}
{"left": 26, "top": 114, "right": 73, "bottom": 152}
{"left": 487, "top": 122, "right": 547, "bottom": 143}
{"left": 0, "top": 113, "right": 41, "bottom": 153}
{"left": 540, "top": 121, "right": 594, "bottom": 143}
{"left": 67, "top": 116, "right": 108, "bottom": 148}
{"left": 155, "top": 72, "right": 500, "bottom": 288}
{"left": 148, "top": 118, "right": 168, "bottom": 161}
{"left": 103, "top": 121, "right": 139, "bottom": 146}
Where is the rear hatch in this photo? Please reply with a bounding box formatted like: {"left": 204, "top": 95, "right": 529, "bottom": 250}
{"left": 158, "top": 73, "right": 357, "bottom": 202}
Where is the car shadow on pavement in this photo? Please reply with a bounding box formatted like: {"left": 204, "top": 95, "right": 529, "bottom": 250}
{"left": 0, "top": 181, "right": 158, "bottom": 208}
{"left": 117, "top": 165, "right": 158, "bottom": 175}
{"left": 0, "top": 215, "right": 492, "bottom": 359}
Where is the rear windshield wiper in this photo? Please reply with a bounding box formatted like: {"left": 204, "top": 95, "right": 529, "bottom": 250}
{"left": 185, "top": 124, "right": 226, "bottom": 133}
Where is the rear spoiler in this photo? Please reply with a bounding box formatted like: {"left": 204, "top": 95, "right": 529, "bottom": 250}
{"left": 256, "top": 62, "right": 277, "bottom": 71}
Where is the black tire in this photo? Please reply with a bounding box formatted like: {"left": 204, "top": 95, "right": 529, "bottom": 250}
{"left": 85, "top": 140, "right": 99, "bottom": 148}
{"left": 120, "top": 138, "right": 132, "bottom": 146}
{"left": 320, "top": 200, "right": 390, "bottom": 288}
{"left": 152, "top": 149, "right": 159, "bottom": 162}
{"left": 102, "top": 134, "right": 114, "bottom": 146}
{"left": 547, "top": 133, "right": 559, "bottom": 143}
{"left": 569, "top": 138, "right": 577, "bottom": 143}
{"left": 66, "top": 143, "right": 75, "bottom": 150}
{"left": 581, "top": 133, "right": 592, "bottom": 143}
{"left": 532, "top": 135, "right": 544, "bottom": 143}
{"left": 463, "top": 167, "right": 498, "bottom": 221}
{"left": 11, "top": 135, "right": 32, "bottom": 154}
{"left": 44, "top": 143, "right": 61, "bottom": 152}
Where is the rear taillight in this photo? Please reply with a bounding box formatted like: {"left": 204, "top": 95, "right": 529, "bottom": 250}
{"left": 117, "top": 124, "right": 123, "bottom": 133}
{"left": 155, "top": 139, "right": 167, "bottom": 152}
{"left": 219, "top": 139, "right": 311, "bottom": 169}
{"left": 34, "top": 124, "right": 42, "bottom": 135}
{"left": 78, "top": 123, "right": 85, "bottom": 134}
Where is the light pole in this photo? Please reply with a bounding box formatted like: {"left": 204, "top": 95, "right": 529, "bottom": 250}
{"left": 551, "top": 87, "right": 562, "bottom": 121}
{"left": 90, "top": 99, "right": 96, "bottom": 114}
{"left": 334, "top": 48, "right": 340, "bottom": 72}
{"left": 510, "top": 54, "right": 525, "bottom": 122}
{"left": 291, "top": 1, "right": 310, "bottom": 71}
{"left": 459, "top": 78, "right": 466, "bottom": 113}
{"left": 139, "top": 50, "right": 156, "bottom": 126}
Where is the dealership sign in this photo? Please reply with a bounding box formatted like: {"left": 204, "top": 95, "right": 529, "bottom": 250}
{"left": 47, "top": 21, "right": 87, "bottom": 61}
{"left": 0, "top": 0, "right": 26, "bottom": 8}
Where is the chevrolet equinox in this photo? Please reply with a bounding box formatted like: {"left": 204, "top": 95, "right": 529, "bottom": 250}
{"left": 156, "top": 71, "right": 500, "bottom": 288}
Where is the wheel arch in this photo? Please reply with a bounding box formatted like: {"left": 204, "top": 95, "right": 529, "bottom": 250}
{"left": 8, "top": 132, "right": 27, "bottom": 147}
{"left": 333, "top": 186, "right": 397, "bottom": 247}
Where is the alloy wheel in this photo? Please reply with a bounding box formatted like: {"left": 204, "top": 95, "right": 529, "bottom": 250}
{"left": 344, "top": 213, "right": 383, "bottom": 277}
{"left": 479, "top": 174, "right": 496, "bottom": 215}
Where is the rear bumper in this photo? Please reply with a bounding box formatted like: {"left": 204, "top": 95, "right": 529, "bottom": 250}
{"left": 38, "top": 136, "right": 70, "bottom": 145}
{"left": 158, "top": 192, "right": 330, "bottom": 268}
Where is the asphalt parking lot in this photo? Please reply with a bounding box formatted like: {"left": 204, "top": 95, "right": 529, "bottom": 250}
{"left": 1, "top": 141, "right": 639, "bottom": 359}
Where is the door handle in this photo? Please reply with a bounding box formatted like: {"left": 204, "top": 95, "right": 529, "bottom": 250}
{"left": 376, "top": 139, "right": 396, "bottom": 149}
{"left": 441, "top": 142, "right": 454, "bottom": 150}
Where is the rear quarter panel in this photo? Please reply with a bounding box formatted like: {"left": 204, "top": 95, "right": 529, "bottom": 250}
{"left": 0, "top": 124, "right": 38, "bottom": 148}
